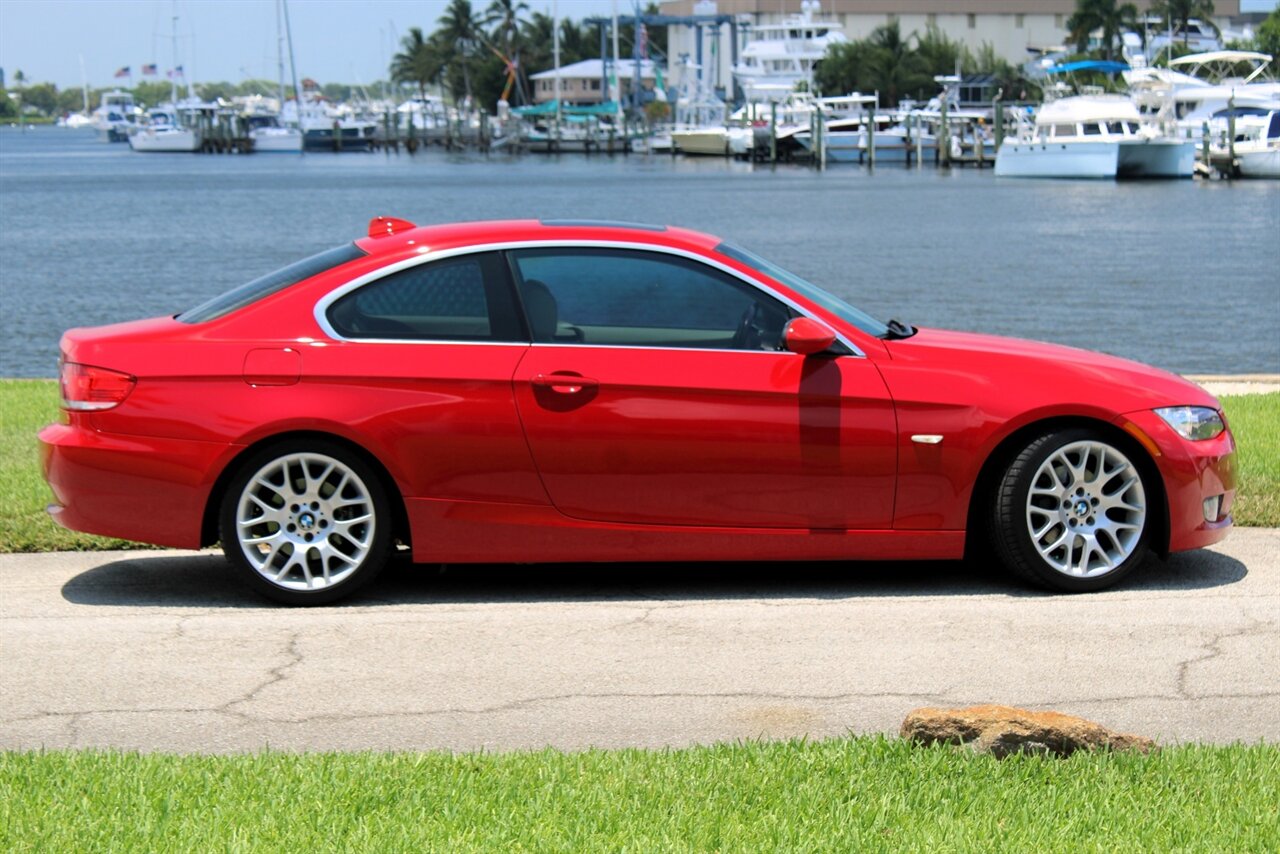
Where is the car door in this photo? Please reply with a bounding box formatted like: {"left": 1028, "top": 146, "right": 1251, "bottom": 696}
{"left": 312, "top": 250, "right": 545, "bottom": 505}
{"left": 508, "top": 246, "right": 897, "bottom": 530}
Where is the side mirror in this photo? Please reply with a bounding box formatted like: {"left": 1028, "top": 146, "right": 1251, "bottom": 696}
{"left": 783, "top": 317, "right": 837, "bottom": 355}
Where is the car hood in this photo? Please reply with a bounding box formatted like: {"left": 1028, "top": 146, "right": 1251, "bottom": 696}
{"left": 883, "top": 327, "right": 1220, "bottom": 412}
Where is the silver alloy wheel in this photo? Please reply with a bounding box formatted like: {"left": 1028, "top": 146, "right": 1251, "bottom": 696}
{"left": 234, "top": 452, "right": 375, "bottom": 591}
{"left": 1025, "top": 440, "right": 1146, "bottom": 578}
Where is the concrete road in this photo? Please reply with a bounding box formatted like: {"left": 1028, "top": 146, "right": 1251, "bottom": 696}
{"left": 2, "top": 530, "right": 1277, "bottom": 752}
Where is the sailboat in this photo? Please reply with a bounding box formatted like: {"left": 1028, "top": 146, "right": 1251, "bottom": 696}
{"left": 60, "top": 57, "right": 95, "bottom": 128}
{"left": 248, "top": 0, "right": 303, "bottom": 152}
{"left": 130, "top": 4, "right": 202, "bottom": 152}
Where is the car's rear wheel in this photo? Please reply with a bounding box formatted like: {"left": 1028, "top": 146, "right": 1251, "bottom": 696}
{"left": 990, "top": 428, "right": 1150, "bottom": 592}
{"left": 219, "top": 440, "right": 391, "bottom": 605}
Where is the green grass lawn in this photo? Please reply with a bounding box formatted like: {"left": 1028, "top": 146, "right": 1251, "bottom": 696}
{"left": 0, "top": 381, "right": 140, "bottom": 552}
{"left": 2, "top": 739, "right": 1277, "bottom": 851}
{"left": 2, "top": 379, "right": 1277, "bottom": 552}
{"left": 1224, "top": 392, "right": 1280, "bottom": 527}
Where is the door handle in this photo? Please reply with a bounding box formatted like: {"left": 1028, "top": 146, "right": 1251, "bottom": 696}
{"left": 531, "top": 373, "right": 599, "bottom": 394}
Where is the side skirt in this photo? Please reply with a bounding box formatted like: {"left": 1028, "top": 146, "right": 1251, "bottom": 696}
{"left": 406, "top": 497, "right": 965, "bottom": 563}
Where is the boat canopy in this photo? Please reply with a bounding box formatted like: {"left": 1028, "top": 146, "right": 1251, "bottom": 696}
{"left": 1169, "top": 50, "right": 1272, "bottom": 68}
{"left": 512, "top": 100, "right": 621, "bottom": 117}
{"left": 1045, "top": 60, "right": 1130, "bottom": 76}
{"left": 1168, "top": 50, "right": 1274, "bottom": 84}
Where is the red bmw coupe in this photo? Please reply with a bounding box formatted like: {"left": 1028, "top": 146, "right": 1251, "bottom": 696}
{"left": 40, "top": 218, "right": 1236, "bottom": 604}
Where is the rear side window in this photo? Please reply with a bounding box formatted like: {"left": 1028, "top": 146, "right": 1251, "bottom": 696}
{"left": 326, "top": 252, "right": 523, "bottom": 342}
{"left": 179, "top": 243, "right": 365, "bottom": 323}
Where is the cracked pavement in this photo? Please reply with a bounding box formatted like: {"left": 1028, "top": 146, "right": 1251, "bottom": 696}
{"left": 2, "top": 528, "right": 1277, "bottom": 752}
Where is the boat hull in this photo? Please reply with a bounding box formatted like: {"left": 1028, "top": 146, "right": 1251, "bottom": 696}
{"left": 302, "top": 126, "right": 375, "bottom": 151}
{"left": 671, "top": 129, "right": 731, "bottom": 156}
{"left": 250, "top": 129, "right": 304, "bottom": 153}
{"left": 1117, "top": 140, "right": 1195, "bottom": 178}
{"left": 128, "top": 128, "right": 201, "bottom": 153}
{"left": 96, "top": 124, "right": 132, "bottom": 143}
{"left": 995, "top": 141, "right": 1118, "bottom": 178}
{"left": 1237, "top": 147, "right": 1280, "bottom": 178}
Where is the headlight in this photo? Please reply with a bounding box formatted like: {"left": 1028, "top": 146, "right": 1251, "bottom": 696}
{"left": 1154, "top": 406, "right": 1225, "bottom": 441}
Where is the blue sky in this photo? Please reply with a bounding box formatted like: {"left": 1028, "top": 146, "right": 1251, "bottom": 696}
{"left": 0, "top": 0, "right": 622, "bottom": 90}
{"left": 1, "top": 0, "right": 1276, "bottom": 91}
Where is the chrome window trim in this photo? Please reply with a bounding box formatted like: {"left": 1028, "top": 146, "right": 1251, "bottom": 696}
{"left": 313, "top": 239, "right": 866, "bottom": 358}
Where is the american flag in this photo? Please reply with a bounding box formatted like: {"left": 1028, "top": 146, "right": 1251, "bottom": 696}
{"left": 142, "top": 64, "right": 158, "bottom": 76}
{"left": 167, "top": 65, "right": 184, "bottom": 79}
{"left": 114, "top": 66, "right": 130, "bottom": 78}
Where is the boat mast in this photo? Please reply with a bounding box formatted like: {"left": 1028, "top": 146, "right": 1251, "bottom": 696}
{"left": 553, "top": 0, "right": 561, "bottom": 132}
{"left": 170, "top": 3, "right": 179, "bottom": 108}
{"left": 79, "top": 55, "right": 89, "bottom": 114}
{"left": 276, "top": 0, "right": 287, "bottom": 115}
{"left": 281, "top": 0, "right": 305, "bottom": 129}
{"left": 611, "top": 0, "right": 621, "bottom": 120}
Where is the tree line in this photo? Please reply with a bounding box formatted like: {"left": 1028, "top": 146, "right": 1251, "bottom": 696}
{"left": 389, "top": 0, "right": 664, "bottom": 110}
{"left": 7, "top": 1, "right": 1278, "bottom": 121}
{"left": 813, "top": 23, "right": 1036, "bottom": 107}
{"left": 0, "top": 77, "right": 377, "bottom": 119}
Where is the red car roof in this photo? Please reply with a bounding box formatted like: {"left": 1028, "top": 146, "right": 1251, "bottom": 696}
{"left": 353, "top": 218, "right": 722, "bottom": 257}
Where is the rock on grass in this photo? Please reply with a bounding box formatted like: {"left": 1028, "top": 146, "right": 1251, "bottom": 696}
{"left": 901, "top": 704, "right": 1157, "bottom": 758}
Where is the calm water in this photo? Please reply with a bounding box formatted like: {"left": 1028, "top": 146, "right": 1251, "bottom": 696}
{"left": 1, "top": 125, "right": 1277, "bottom": 377}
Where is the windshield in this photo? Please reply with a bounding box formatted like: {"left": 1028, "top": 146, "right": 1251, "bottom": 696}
{"left": 178, "top": 243, "right": 366, "bottom": 324}
{"left": 715, "top": 242, "right": 890, "bottom": 338}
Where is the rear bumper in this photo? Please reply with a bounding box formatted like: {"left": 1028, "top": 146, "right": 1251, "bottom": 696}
{"left": 39, "top": 422, "right": 238, "bottom": 549}
{"left": 1120, "top": 410, "right": 1236, "bottom": 553}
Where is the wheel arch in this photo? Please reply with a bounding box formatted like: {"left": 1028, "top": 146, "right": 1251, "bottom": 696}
{"left": 200, "top": 430, "right": 412, "bottom": 551}
{"left": 964, "top": 415, "right": 1169, "bottom": 559}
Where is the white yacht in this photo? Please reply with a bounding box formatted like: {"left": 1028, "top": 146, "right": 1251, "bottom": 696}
{"left": 1125, "top": 51, "right": 1280, "bottom": 140}
{"left": 246, "top": 113, "right": 302, "bottom": 152}
{"left": 996, "top": 91, "right": 1193, "bottom": 178}
{"left": 280, "top": 97, "right": 377, "bottom": 151}
{"left": 129, "top": 105, "right": 202, "bottom": 153}
{"left": 246, "top": 0, "right": 303, "bottom": 153}
{"left": 91, "top": 90, "right": 142, "bottom": 142}
{"left": 1224, "top": 109, "right": 1280, "bottom": 178}
{"left": 732, "top": 0, "right": 846, "bottom": 103}
{"left": 790, "top": 95, "right": 884, "bottom": 162}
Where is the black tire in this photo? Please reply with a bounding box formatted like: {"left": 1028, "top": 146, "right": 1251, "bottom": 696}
{"left": 989, "top": 428, "right": 1151, "bottom": 593}
{"left": 219, "top": 439, "right": 393, "bottom": 605}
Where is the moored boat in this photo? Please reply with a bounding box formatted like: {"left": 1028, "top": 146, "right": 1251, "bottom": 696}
{"left": 91, "top": 90, "right": 142, "bottom": 142}
{"left": 128, "top": 106, "right": 201, "bottom": 152}
{"left": 996, "top": 91, "right": 1193, "bottom": 179}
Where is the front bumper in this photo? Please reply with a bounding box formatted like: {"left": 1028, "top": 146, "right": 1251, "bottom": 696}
{"left": 39, "top": 422, "right": 238, "bottom": 549}
{"left": 1120, "top": 409, "right": 1236, "bottom": 553}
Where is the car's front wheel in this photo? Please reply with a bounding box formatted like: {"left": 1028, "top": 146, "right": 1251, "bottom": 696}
{"left": 990, "top": 428, "right": 1151, "bottom": 592}
{"left": 219, "top": 440, "right": 392, "bottom": 605}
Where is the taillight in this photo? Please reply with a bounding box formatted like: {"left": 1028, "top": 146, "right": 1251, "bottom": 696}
{"left": 59, "top": 361, "right": 136, "bottom": 411}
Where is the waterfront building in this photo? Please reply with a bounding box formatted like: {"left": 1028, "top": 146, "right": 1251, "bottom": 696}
{"left": 660, "top": 1, "right": 1245, "bottom": 100}
{"left": 530, "top": 58, "right": 663, "bottom": 104}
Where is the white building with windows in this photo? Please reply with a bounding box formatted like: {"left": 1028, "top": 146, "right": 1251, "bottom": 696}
{"left": 660, "top": 0, "right": 1244, "bottom": 99}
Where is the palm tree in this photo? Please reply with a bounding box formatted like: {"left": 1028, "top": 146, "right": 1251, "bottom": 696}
{"left": 438, "top": 0, "right": 482, "bottom": 105}
{"left": 484, "top": 0, "right": 530, "bottom": 103}
{"left": 1066, "top": 0, "right": 1141, "bottom": 62}
{"left": 390, "top": 27, "right": 446, "bottom": 102}
{"left": 1151, "top": 0, "right": 1219, "bottom": 46}
{"left": 863, "top": 21, "right": 929, "bottom": 106}
{"left": 485, "top": 0, "right": 528, "bottom": 52}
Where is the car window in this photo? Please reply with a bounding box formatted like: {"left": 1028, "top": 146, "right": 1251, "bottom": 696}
{"left": 179, "top": 243, "right": 366, "bottom": 324}
{"left": 509, "top": 248, "right": 794, "bottom": 351}
{"left": 715, "top": 241, "right": 887, "bottom": 339}
{"left": 326, "top": 252, "right": 523, "bottom": 341}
